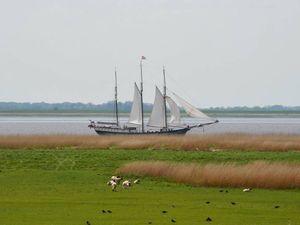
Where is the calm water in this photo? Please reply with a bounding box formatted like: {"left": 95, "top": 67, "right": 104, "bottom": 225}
{"left": 1, "top": 116, "right": 300, "bottom": 135}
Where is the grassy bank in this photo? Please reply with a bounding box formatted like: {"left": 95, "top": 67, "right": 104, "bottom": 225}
{"left": 0, "top": 149, "right": 300, "bottom": 225}
{"left": 1, "top": 134, "right": 300, "bottom": 151}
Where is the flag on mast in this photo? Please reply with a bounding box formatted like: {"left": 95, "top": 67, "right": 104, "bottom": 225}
{"left": 141, "top": 56, "right": 146, "bottom": 60}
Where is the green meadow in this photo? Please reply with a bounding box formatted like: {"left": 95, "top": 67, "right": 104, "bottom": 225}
{"left": 0, "top": 149, "right": 300, "bottom": 225}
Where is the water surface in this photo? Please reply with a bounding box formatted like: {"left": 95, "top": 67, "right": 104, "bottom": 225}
{"left": 1, "top": 116, "right": 300, "bottom": 135}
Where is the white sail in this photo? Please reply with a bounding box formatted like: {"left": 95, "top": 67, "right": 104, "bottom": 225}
{"left": 148, "top": 86, "right": 166, "bottom": 128}
{"left": 172, "top": 92, "right": 210, "bottom": 119}
{"left": 128, "top": 83, "right": 142, "bottom": 125}
{"left": 166, "top": 96, "right": 181, "bottom": 125}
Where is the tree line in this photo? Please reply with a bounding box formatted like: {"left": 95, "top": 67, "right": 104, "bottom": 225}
{"left": 0, "top": 101, "right": 299, "bottom": 113}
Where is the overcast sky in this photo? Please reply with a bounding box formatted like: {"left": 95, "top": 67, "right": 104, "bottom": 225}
{"left": 0, "top": 0, "right": 299, "bottom": 107}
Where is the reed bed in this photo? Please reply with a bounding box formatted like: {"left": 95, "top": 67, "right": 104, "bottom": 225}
{"left": 117, "top": 161, "right": 300, "bottom": 189}
{"left": 1, "top": 134, "right": 300, "bottom": 151}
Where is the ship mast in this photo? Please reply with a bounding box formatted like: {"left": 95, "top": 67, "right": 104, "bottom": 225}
{"left": 163, "top": 66, "right": 168, "bottom": 129}
{"left": 114, "top": 67, "right": 119, "bottom": 126}
{"left": 140, "top": 57, "right": 146, "bottom": 133}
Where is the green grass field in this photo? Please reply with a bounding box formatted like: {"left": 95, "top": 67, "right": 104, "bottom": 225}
{"left": 0, "top": 149, "right": 300, "bottom": 225}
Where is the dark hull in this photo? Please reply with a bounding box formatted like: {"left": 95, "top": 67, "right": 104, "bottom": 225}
{"left": 94, "top": 127, "right": 190, "bottom": 135}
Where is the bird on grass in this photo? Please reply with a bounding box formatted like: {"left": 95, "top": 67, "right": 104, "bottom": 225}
{"left": 134, "top": 179, "right": 140, "bottom": 184}
{"left": 148, "top": 222, "right": 152, "bottom": 224}
{"left": 206, "top": 217, "right": 212, "bottom": 222}
{"left": 102, "top": 210, "right": 106, "bottom": 213}
{"left": 122, "top": 180, "right": 131, "bottom": 189}
{"left": 274, "top": 205, "right": 280, "bottom": 209}
{"left": 206, "top": 201, "right": 210, "bottom": 204}
{"left": 161, "top": 210, "right": 167, "bottom": 214}
{"left": 171, "top": 219, "right": 176, "bottom": 223}
{"left": 107, "top": 210, "right": 112, "bottom": 213}
{"left": 107, "top": 180, "right": 117, "bottom": 192}
{"left": 86, "top": 221, "right": 91, "bottom": 225}
{"left": 231, "top": 202, "right": 236, "bottom": 205}
{"left": 219, "top": 190, "right": 224, "bottom": 192}
{"left": 111, "top": 175, "right": 122, "bottom": 183}
{"left": 243, "top": 188, "right": 252, "bottom": 192}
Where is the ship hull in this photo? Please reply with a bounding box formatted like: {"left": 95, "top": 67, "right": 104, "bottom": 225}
{"left": 94, "top": 127, "right": 190, "bottom": 135}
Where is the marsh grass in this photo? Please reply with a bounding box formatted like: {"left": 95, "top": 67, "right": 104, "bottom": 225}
{"left": 117, "top": 161, "right": 300, "bottom": 189}
{"left": 1, "top": 134, "right": 300, "bottom": 151}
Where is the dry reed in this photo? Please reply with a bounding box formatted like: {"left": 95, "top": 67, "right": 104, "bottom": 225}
{"left": 1, "top": 134, "right": 300, "bottom": 151}
{"left": 117, "top": 161, "right": 300, "bottom": 189}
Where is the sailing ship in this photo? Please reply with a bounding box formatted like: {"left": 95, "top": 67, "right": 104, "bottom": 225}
{"left": 89, "top": 58, "right": 218, "bottom": 135}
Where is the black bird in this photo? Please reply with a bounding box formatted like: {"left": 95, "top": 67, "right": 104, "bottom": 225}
{"left": 171, "top": 219, "right": 176, "bottom": 223}
{"left": 206, "top": 201, "right": 210, "bottom": 204}
{"left": 162, "top": 210, "right": 167, "bottom": 214}
{"left": 86, "top": 221, "right": 91, "bottom": 225}
{"left": 206, "top": 217, "right": 212, "bottom": 222}
{"left": 225, "top": 190, "right": 228, "bottom": 193}
{"left": 102, "top": 210, "right": 106, "bottom": 213}
{"left": 274, "top": 205, "right": 280, "bottom": 208}
{"left": 148, "top": 222, "right": 152, "bottom": 224}
{"left": 107, "top": 210, "right": 112, "bottom": 213}
{"left": 231, "top": 202, "right": 236, "bottom": 205}
{"left": 219, "top": 190, "right": 224, "bottom": 192}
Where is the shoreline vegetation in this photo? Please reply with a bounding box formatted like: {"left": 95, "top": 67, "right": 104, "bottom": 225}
{"left": 2, "top": 111, "right": 300, "bottom": 117}
{"left": 1, "top": 102, "right": 300, "bottom": 117}
{"left": 1, "top": 134, "right": 300, "bottom": 151}
{"left": 117, "top": 161, "right": 300, "bottom": 189}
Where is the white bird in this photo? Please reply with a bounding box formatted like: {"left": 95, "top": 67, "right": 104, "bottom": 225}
{"left": 107, "top": 180, "right": 117, "bottom": 191}
{"left": 122, "top": 180, "right": 131, "bottom": 188}
{"left": 243, "top": 188, "right": 252, "bottom": 192}
{"left": 111, "top": 182, "right": 117, "bottom": 191}
{"left": 111, "top": 176, "right": 122, "bottom": 183}
{"left": 134, "top": 179, "right": 140, "bottom": 184}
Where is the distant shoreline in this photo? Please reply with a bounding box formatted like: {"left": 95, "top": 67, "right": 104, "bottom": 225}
{"left": 1, "top": 111, "right": 300, "bottom": 118}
